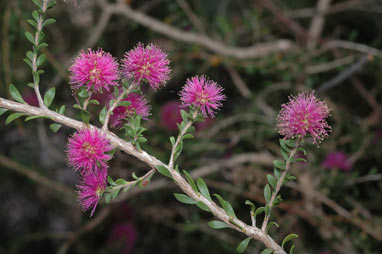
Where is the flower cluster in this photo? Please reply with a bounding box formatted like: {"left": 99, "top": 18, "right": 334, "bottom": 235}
{"left": 69, "top": 48, "right": 119, "bottom": 92}
{"left": 179, "top": 75, "right": 226, "bottom": 117}
{"left": 66, "top": 128, "right": 112, "bottom": 216}
{"left": 66, "top": 45, "right": 229, "bottom": 217}
{"left": 110, "top": 93, "right": 150, "bottom": 129}
{"left": 276, "top": 92, "right": 331, "bottom": 144}
{"left": 122, "top": 43, "right": 171, "bottom": 89}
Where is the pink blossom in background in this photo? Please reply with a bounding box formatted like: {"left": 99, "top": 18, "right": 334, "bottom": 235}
{"left": 276, "top": 92, "right": 331, "bottom": 144}
{"left": 108, "top": 222, "right": 138, "bottom": 254}
{"left": 90, "top": 89, "right": 114, "bottom": 105}
{"left": 323, "top": 151, "right": 351, "bottom": 171}
{"left": 77, "top": 166, "right": 107, "bottom": 217}
{"left": 66, "top": 128, "right": 113, "bottom": 173}
{"left": 69, "top": 48, "right": 119, "bottom": 92}
{"left": 160, "top": 101, "right": 182, "bottom": 132}
{"left": 122, "top": 43, "right": 171, "bottom": 89}
{"left": 110, "top": 93, "right": 150, "bottom": 129}
{"left": 23, "top": 91, "right": 39, "bottom": 107}
{"left": 179, "top": 75, "right": 226, "bottom": 118}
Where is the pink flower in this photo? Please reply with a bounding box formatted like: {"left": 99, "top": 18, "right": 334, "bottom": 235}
{"left": 66, "top": 128, "right": 113, "bottom": 173}
{"left": 69, "top": 48, "right": 119, "bottom": 92}
{"left": 77, "top": 166, "right": 107, "bottom": 217}
{"left": 122, "top": 43, "right": 171, "bottom": 89}
{"left": 276, "top": 92, "right": 331, "bottom": 144}
{"left": 110, "top": 93, "right": 150, "bottom": 129}
{"left": 323, "top": 152, "right": 351, "bottom": 171}
{"left": 179, "top": 75, "right": 226, "bottom": 117}
{"left": 160, "top": 101, "right": 182, "bottom": 132}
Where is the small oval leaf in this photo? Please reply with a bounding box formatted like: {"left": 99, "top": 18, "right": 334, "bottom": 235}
{"left": 9, "top": 84, "right": 25, "bottom": 104}
{"left": 155, "top": 165, "right": 173, "bottom": 179}
{"left": 197, "top": 178, "right": 211, "bottom": 201}
{"left": 174, "top": 193, "right": 196, "bottom": 204}
{"left": 282, "top": 233, "right": 299, "bottom": 249}
{"left": 208, "top": 220, "right": 229, "bottom": 229}
{"left": 264, "top": 184, "right": 271, "bottom": 203}
{"left": 236, "top": 237, "right": 251, "bottom": 253}
{"left": 44, "top": 87, "right": 55, "bottom": 108}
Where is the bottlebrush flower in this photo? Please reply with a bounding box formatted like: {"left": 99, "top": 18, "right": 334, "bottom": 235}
{"left": 110, "top": 93, "right": 150, "bottom": 129}
{"left": 323, "top": 152, "right": 351, "bottom": 171}
{"left": 77, "top": 166, "right": 107, "bottom": 217}
{"left": 122, "top": 43, "right": 171, "bottom": 89}
{"left": 276, "top": 92, "right": 331, "bottom": 144}
{"left": 160, "top": 101, "right": 182, "bottom": 132}
{"left": 69, "top": 48, "right": 119, "bottom": 92}
{"left": 66, "top": 128, "right": 113, "bottom": 173}
{"left": 179, "top": 75, "right": 226, "bottom": 117}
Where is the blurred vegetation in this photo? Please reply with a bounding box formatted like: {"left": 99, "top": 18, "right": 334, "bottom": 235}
{"left": 0, "top": 0, "right": 381, "bottom": 254}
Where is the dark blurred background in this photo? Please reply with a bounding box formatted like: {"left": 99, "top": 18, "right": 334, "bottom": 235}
{"left": 0, "top": 0, "right": 381, "bottom": 253}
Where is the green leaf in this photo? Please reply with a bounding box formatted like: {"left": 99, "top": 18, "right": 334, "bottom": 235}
{"left": 265, "top": 205, "right": 271, "bottom": 216}
{"left": 264, "top": 184, "right": 271, "bottom": 203}
{"left": 107, "top": 176, "right": 116, "bottom": 186}
{"left": 208, "top": 220, "right": 229, "bottom": 229}
{"left": 33, "top": 71, "right": 40, "bottom": 84}
{"left": 6, "top": 113, "right": 25, "bottom": 125}
{"left": 115, "top": 179, "right": 128, "bottom": 185}
{"left": 183, "top": 133, "right": 193, "bottom": 139}
{"left": 254, "top": 207, "right": 265, "bottom": 218}
{"left": 267, "top": 174, "right": 277, "bottom": 190}
{"left": 32, "top": 0, "right": 42, "bottom": 8}
{"left": 42, "top": 18, "right": 56, "bottom": 27}
{"left": 43, "top": 87, "right": 55, "bottom": 108}
{"left": 197, "top": 178, "right": 211, "bottom": 201}
{"left": 155, "top": 165, "right": 173, "bottom": 179}
{"left": 295, "top": 158, "right": 307, "bottom": 163}
{"left": 296, "top": 147, "right": 306, "bottom": 156}
{"left": 36, "top": 53, "right": 46, "bottom": 68}
{"left": 280, "top": 147, "right": 289, "bottom": 161}
{"left": 9, "top": 84, "right": 25, "bottom": 104}
{"left": 260, "top": 248, "right": 273, "bottom": 254}
{"left": 78, "top": 88, "right": 89, "bottom": 98}
{"left": 281, "top": 234, "right": 299, "bottom": 249}
{"left": 59, "top": 105, "right": 66, "bottom": 114}
{"left": 23, "top": 58, "right": 33, "bottom": 69}
{"left": 290, "top": 245, "right": 295, "bottom": 254}
{"left": 274, "top": 168, "right": 282, "bottom": 180}
{"left": 174, "top": 193, "right": 196, "bottom": 204}
{"left": 195, "top": 201, "right": 210, "bottom": 212}
{"left": 88, "top": 99, "right": 99, "bottom": 105}
{"left": 47, "top": 0, "right": 57, "bottom": 9}
{"left": 183, "top": 170, "right": 198, "bottom": 192}
{"left": 279, "top": 139, "right": 291, "bottom": 152}
{"left": 244, "top": 200, "right": 256, "bottom": 212}
{"left": 104, "top": 193, "right": 111, "bottom": 204}
{"left": 25, "top": 31, "right": 35, "bottom": 44}
{"left": 27, "top": 19, "right": 37, "bottom": 28}
{"left": 0, "top": 108, "right": 8, "bottom": 116}
{"left": 285, "top": 139, "right": 297, "bottom": 147}
{"left": 118, "top": 101, "right": 131, "bottom": 107}
{"left": 49, "top": 123, "right": 62, "bottom": 133}
{"left": 25, "top": 115, "right": 46, "bottom": 122}
{"left": 170, "top": 136, "right": 175, "bottom": 146}
{"left": 38, "top": 43, "right": 48, "bottom": 50}
{"left": 180, "top": 110, "right": 188, "bottom": 121}
{"left": 273, "top": 160, "right": 286, "bottom": 170}
{"left": 81, "top": 110, "right": 90, "bottom": 124}
{"left": 266, "top": 221, "right": 279, "bottom": 232}
{"left": 214, "top": 194, "right": 237, "bottom": 219}
{"left": 236, "top": 237, "right": 251, "bottom": 253}
{"left": 111, "top": 188, "right": 121, "bottom": 199}
{"left": 99, "top": 106, "right": 107, "bottom": 125}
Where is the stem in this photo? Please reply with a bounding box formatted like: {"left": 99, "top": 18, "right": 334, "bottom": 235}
{"left": 82, "top": 91, "right": 93, "bottom": 111}
{"left": 261, "top": 137, "right": 302, "bottom": 231}
{"left": 0, "top": 97, "right": 286, "bottom": 254}
{"left": 31, "top": 0, "right": 50, "bottom": 109}
{"left": 102, "top": 83, "right": 137, "bottom": 131}
{"left": 107, "top": 168, "right": 156, "bottom": 193}
{"left": 168, "top": 110, "right": 198, "bottom": 169}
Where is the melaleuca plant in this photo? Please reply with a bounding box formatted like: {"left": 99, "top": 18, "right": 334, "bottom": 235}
{"left": 0, "top": 1, "right": 332, "bottom": 254}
